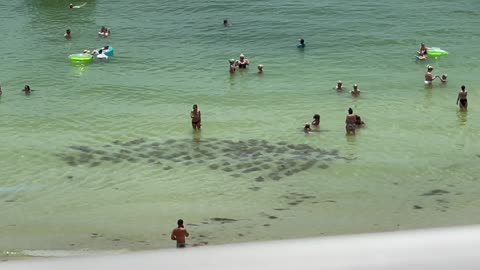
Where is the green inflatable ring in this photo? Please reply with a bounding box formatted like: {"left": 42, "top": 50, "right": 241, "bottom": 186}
{"left": 68, "top": 53, "right": 93, "bottom": 63}
{"left": 427, "top": 47, "right": 448, "bottom": 57}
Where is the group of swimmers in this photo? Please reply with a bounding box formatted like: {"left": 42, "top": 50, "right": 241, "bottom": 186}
{"left": 228, "top": 54, "right": 264, "bottom": 74}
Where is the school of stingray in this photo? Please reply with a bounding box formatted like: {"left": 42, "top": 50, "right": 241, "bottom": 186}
{"left": 59, "top": 137, "right": 351, "bottom": 182}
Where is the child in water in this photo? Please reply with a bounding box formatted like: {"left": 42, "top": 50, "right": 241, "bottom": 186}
{"left": 257, "top": 64, "right": 264, "bottom": 74}
{"left": 297, "top": 38, "right": 305, "bottom": 48}
{"left": 229, "top": 59, "right": 236, "bottom": 73}
{"left": 304, "top": 122, "right": 311, "bottom": 134}
{"left": 355, "top": 115, "right": 365, "bottom": 127}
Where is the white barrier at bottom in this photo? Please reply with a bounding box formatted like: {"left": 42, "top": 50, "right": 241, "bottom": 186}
{"left": 3, "top": 225, "right": 480, "bottom": 270}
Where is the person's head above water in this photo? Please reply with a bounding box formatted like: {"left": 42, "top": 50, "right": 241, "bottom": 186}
{"left": 177, "top": 219, "right": 184, "bottom": 227}
{"left": 300, "top": 38, "right": 305, "bottom": 44}
{"left": 69, "top": 3, "right": 73, "bottom": 8}
{"left": 258, "top": 64, "right": 263, "bottom": 71}
{"left": 229, "top": 59, "right": 235, "bottom": 64}
{"left": 353, "top": 84, "right": 358, "bottom": 90}
{"left": 239, "top": 54, "right": 245, "bottom": 59}
{"left": 103, "top": 45, "right": 109, "bottom": 50}
{"left": 313, "top": 114, "right": 320, "bottom": 120}
{"left": 427, "top": 65, "right": 433, "bottom": 71}
{"left": 98, "top": 49, "right": 103, "bottom": 54}
{"left": 348, "top": 107, "right": 353, "bottom": 114}
{"left": 66, "top": 29, "right": 71, "bottom": 34}
{"left": 442, "top": 74, "right": 448, "bottom": 80}
{"left": 337, "top": 80, "right": 343, "bottom": 87}
{"left": 223, "top": 19, "right": 228, "bottom": 25}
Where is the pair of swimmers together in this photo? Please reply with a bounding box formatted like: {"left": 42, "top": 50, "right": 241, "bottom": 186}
{"left": 304, "top": 111, "right": 365, "bottom": 135}
{"left": 336, "top": 81, "right": 362, "bottom": 96}
{"left": 424, "top": 65, "right": 447, "bottom": 85}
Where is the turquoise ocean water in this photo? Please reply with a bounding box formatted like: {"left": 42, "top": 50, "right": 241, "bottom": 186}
{"left": 1, "top": 0, "right": 480, "bottom": 259}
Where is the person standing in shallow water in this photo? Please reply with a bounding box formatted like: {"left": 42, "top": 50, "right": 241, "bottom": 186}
{"left": 171, "top": 219, "right": 189, "bottom": 248}
{"left": 191, "top": 104, "right": 201, "bottom": 130}
{"left": 456, "top": 85, "right": 468, "bottom": 111}
{"left": 345, "top": 108, "right": 357, "bottom": 135}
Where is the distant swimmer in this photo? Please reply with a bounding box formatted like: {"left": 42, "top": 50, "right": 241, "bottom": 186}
{"left": 98, "top": 26, "right": 111, "bottom": 37}
{"left": 417, "top": 42, "right": 428, "bottom": 60}
{"left": 355, "top": 115, "right": 365, "bottom": 127}
{"left": 297, "top": 38, "right": 305, "bottom": 48}
{"left": 345, "top": 108, "right": 356, "bottom": 135}
{"left": 335, "top": 80, "right": 345, "bottom": 91}
{"left": 191, "top": 104, "right": 201, "bottom": 130}
{"left": 22, "top": 85, "right": 32, "bottom": 95}
{"left": 257, "top": 64, "right": 264, "bottom": 74}
{"left": 69, "top": 2, "right": 87, "bottom": 9}
{"left": 0, "top": 85, "right": 3, "bottom": 97}
{"left": 456, "top": 85, "right": 468, "bottom": 110}
{"left": 229, "top": 59, "right": 236, "bottom": 73}
{"left": 424, "top": 65, "right": 434, "bottom": 85}
{"left": 171, "top": 219, "right": 189, "bottom": 248}
{"left": 312, "top": 114, "right": 320, "bottom": 128}
{"left": 304, "top": 122, "right": 311, "bottom": 134}
{"left": 64, "top": 29, "right": 71, "bottom": 39}
{"left": 351, "top": 84, "right": 361, "bottom": 96}
{"left": 223, "top": 19, "right": 229, "bottom": 27}
{"left": 236, "top": 54, "right": 249, "bottom": 69}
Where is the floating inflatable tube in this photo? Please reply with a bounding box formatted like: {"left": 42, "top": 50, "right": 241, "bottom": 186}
{"left": 98, "top": 47, "right": 114, "bottom": 56}
{"left": 427, "top": 47, "right": 448, "bottom": 57}
{"left": 68, "top": 53, "right": 93, "bottom": 63}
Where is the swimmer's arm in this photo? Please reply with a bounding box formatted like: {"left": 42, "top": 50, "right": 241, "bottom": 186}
{"left": 171, "top": 230, "right": 176, "bottom": 240}
{"left": 185, "top": 230, "right": 189, "bottom": 237}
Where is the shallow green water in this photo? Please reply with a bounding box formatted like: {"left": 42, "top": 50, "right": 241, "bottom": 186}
{"left": 1, "top": 0, "right": 480, "bottom": 258}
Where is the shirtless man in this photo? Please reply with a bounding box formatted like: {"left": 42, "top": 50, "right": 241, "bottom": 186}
{"left": 335, "top": 80, "right": 345, "bottom": 91}
{"left": 351, "top": 84, "right": 361, "bottom": 96}
{"left": 345, "top": 108, "right": 357, "bottom": 135}
{"left": 456, "top": 85, "right": 468, "bottom": 110}
{"left": 171, "top": 219, "right": 189, "bottom": 248}
{"left": 425, "top": 65, "right": 434, "bottom": 86}
{"left": 69, "top": 2, "right": 87, "bottom": 9}
{"left": 191, "top": 104, "right": 201, "bottom": 129}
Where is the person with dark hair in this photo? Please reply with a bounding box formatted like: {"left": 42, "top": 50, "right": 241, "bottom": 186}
{"left": 22, "top": 85, "right": 32, "bottom": 95}
{"left": 304, "top": 122, "right": 311, "bottom": 134}
{"left": 456, "top": 85, "right": 468, "bottom": 110}
{"left": 345, "top": 108, "right": 357, "bottom": 135}
{"left": 171, "top": 219, "right": 189, "bottom": 248}
{"left": 355, "top": 115, "right": 365, "bottom": 127}
{"left": 351, "top": 84, "right": 361, "bottom": 96}
{"left": 223, "top": 19, "right": 229, "bottom": 27}
{"left": 297, "top": 38, "right": 305, "bottom": 48}
{"left": 312, "top": 114, "right": 320, "bottom": 128}
{"left": 335, "top": 80, "right": 345, "bottom": 91}
{"left": 191, "top": 104, "right": 202, "bottom": 129}
{"left": 64, "top": 29, "right": 71, "bottom": 39}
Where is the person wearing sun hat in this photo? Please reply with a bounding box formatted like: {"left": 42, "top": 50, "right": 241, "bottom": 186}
{"left": 236, "top": 53, "right": 249, "bottom": 69}
{"left": 425, "top": 65, "right": 434, "bottom": 85}
{"left": 229, "top": 59, "right": 236, "bottom": 73}
{"left": 257, "top": 64, "right": 263, "bottom": 74}
{"left": 335, "top": 80, "right": 344, "bottom": 91}
{"left": 351, "top": 84, "right": 361, "bottom": 96}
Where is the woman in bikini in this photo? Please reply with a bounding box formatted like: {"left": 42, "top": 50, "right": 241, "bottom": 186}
{"left": 345, "top": 108, "right": 357, "bottom": 135}
{"left": 191, "top": 104, "right": 202, "bottom": 130}
{"left": 456, "top": 85, "right": 468, "bottom": 111}
{"left": 236, "top": 54, "right": 249, "bottom": 69}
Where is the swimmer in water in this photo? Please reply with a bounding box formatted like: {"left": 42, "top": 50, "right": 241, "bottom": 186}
{"left": 424, "top": 65, "right": 434, "bottom": 86}
{"left": 0, "top": 85, "right": 2, "bottom": 97}
{"left": 223, "top": 19, "right": 229, "bottom": 27}
{"left": 191, "top": 104, "right": 201, "bottom": 130}
{"left": 236, "top": 54, "right": 249, "bottom": 69}
{"left": 417, "top": 42, "right": 428, "bottom": 60}
{"left": 297, "top": 38, "right": 305, "bottom": 48}
{"left": 304, "top": 122, "right": 311, "bottom": 134}
{"left": 22, "top": 85, "right": 32, "bottom": 95}
{"left": 229, "top": 59, "right": 236, "bottom": 73}
{"left": 96, "top": 49, "right": 108, "bottom": 60}
{"left": 355, "top": 115, "right": 365, "bottom": 127}
{"left": 456, "top": 85, "right": 468, "bottom": 111}
{"left": 98, "top": 26, "right": 111, "bottom": 37}
{"left": 64, "top": 29, "right": 71, "bottom": 39}
{"left": 351, "top": 84, "right": 361, "bottom": 96}
{"left": 69, "top": 2, "right": 87, "bottom": 9}
{"left": 345, "top": 108, "right": 357, "bottom": 135}
{"left": 435, "top": 74, "right": 448, "bottom": 83}
{"left": 312, "top": 114, "right": 320, "bottom": 128}
{"left": 257, "top": 64, "right": 264, "bottom": 74}
{"left": 171, "top": 219, "right": 189, "bottom": 248}
{"left": 335, "top": 80, "right": 345, "bottom": 91}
